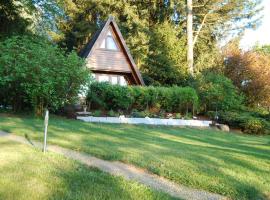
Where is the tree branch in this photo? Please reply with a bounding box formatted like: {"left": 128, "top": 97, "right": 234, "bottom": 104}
{"left": 193, "top": 13, "right": 209, "bottom": 46}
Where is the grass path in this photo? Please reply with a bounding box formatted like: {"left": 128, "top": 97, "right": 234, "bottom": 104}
{"left": 0, "top": 136, "right": 174, "bottom": 200}
{"left": 0, "top": 130, "right": 225, "bottom": 200}
{"left": 0, "top": 113, "right": 270, "bottom": 199}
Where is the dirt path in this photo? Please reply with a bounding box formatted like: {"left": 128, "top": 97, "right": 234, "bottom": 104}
{"left": 0, "top": 131, "right": 226, "bottom": 200}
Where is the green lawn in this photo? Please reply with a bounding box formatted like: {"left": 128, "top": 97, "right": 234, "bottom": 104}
{"left": 0, "top": 137, "right": 174, "bottom": 200}
{"left": 0, "top": 113, "right": 270, "bottom": 200}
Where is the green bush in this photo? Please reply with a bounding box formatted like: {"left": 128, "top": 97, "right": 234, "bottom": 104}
{"left": 194, "top": 73, "right": 244, "bottom": 112}
{"left": 214, "top": 111, "right": 269, "bottom": 135}
{"left": 241, "top": 119, "right": 265, "bottom": 135}
{"left": 93, "top": 110, "right": 102, "bottom": 117}
{"left": 130, "top": 110, "right": 146, "bottom": 118}
{"left": 175, "top": 113, "right": 182, "bottom": 119}
{"left": 108, "top": 110, "right": 119, "bottom": 117}
{"left": 0, "top": 35, "right": 90, "bottom": 116}
{"left": 87, "top": 82, "right": 133, "bottom": 111}
{"left": 86, "top": 82, "right": 199, "bottom": 115}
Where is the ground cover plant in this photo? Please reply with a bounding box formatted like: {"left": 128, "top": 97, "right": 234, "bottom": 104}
{"left": 0, "top": 113, "right": 269, "bottom": 200}
{"left": 0, "top": 137, "right": 174, "bottom": 200}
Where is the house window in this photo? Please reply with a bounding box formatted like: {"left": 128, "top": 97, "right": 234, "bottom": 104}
{"left": 111, "top": 76, "right": 118, "bottom": 85}
{"left": 97, "top": 74, "right": 109, "bottom": 82}
{"left": 119, "top": 76, "right": 127, "bottom": 86}
{"left": 100, "top": 30, "right": 118, "bottom": 50}
{"left": 94, "top": 74, "right": 127, "bottom": 86}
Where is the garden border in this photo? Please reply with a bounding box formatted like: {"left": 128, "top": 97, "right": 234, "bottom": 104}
{"left": 77, "top": 116, "right": 212, "bottom": 127}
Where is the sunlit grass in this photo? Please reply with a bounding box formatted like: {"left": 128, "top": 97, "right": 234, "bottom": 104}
{"left": 0, "top": 137, "right": 174, "bottom": 200}
{"left": 0, "top": 113, "right": 270, "bottom": 200}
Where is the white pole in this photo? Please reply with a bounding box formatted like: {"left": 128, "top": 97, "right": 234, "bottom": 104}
{"left": 187, "top": 0, "right": 194, "bottom": 75}
{"left": 43, "top": 109, "right": 49, "bottom": 153}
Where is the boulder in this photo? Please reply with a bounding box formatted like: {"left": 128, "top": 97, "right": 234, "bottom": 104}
{"left": 217, "top": 124, "right": 230, "bottom": 132}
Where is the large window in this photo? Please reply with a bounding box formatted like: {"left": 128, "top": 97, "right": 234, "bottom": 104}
{"left": 95, "top": 74, "right": 127, "bottom": 86}
{"left": 100, "top": 30, "right": 118, "bottom": 50}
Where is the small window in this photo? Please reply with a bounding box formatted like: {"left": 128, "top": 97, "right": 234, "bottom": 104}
{"left": 107, "top": 36, "right": 118, "bottom": 50}
{"left": 100, "top": 39, "right": 105, "bottom": 48}
{"left": 111, "top": 76, "right": 118, "bottom": 85}
{"left": 119, "top": 76, "right": 127, "bottom": 86}
{"left": 98, "top": 75, "right": 109, "bottom": 82}
{"left": 100, "top": 30, "right": 118, "bottom": 50}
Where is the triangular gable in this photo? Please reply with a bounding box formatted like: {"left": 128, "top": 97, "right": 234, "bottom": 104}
{"left": 80, "top": 16, "right": 145, "bottom": 85}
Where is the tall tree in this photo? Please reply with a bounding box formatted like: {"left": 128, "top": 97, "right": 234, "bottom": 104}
{"left": 224, "top": 40, "right": 270, "bottom": 108}
{"left": 187, "top": 0, "right": 194, "bottom": 75}
{"left": 0, "top": 0, "right": 33, "bottom": 36}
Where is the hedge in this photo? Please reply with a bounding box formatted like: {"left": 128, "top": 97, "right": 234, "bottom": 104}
{"left": 207, "top": 111, "right": 270, "bottom": 135}
{"left": 86, "top": 82, "right": 198, "bottom": 114}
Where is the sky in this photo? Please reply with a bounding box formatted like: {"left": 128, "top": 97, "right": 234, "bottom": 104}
{"left": 240, "top": 0, "right": 270, "bottom": 49}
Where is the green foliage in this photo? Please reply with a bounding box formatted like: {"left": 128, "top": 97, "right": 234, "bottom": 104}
{"left": 143, "top": 22, "right": 188, "bottom": 86}
{"left": 0, "top": 0, "right": 32, "bottom": 36}
{"left": 194, "top": 73, "right": 244, "bottom": 112}
{"left": 87, "top": 82, "right": 133, "bottom": 111}
{"left": 241, "top": 119, "right": 266, "bottom": 135}
{"left": 210, "top": 111, "right": 270, "bottom": 135}
{"left": 86, "top": 82, "right": 198, "bottom": 115}
{"left": 254, "top": 44, "right": 270, "bottom": 55}
{"left": 108, "top": 110, "right": 119, "bottom": 117}
{"left": 0, "top": 0, "right": 63, "bottom": 37}
{"left": 51, "top": 0, "right": 262, "bottom": 86}
{"left": 0, "top": 35, "right": 90, "bottom": 115}
{"left": 175, "top": 113, "right": 182, "bottom": 119}
{"left": 93, "top": 110, "right": 102, "bottom": 117}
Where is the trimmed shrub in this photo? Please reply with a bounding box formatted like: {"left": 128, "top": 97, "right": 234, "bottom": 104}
{"left": 87, "top": 82, "right": 133, "bottom": 111}
{"left": 86, "top": 82, "right": 199, "bottom": 115}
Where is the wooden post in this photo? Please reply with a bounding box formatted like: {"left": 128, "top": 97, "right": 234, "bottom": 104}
{"left": 187, "top": 0, "right": 194, "bottom": 75}
{"left": 43, "top": 109, "right": 49, "bottom": 153}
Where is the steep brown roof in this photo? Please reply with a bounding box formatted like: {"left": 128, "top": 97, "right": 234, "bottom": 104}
{"left": 79, "top": 16, "right": 144, "bottom": 85}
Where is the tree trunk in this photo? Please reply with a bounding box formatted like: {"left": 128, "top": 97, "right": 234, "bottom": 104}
{"left": 187, "top": 0, "right": 194, "bottom": 75}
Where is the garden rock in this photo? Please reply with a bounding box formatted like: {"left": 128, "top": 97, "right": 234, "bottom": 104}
{"left": 217, "top": 124, "right": 230, "bottom": 132}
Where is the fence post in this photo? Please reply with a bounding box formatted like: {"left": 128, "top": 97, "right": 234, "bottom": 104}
{"left": 43, "top": 109, "right": 49, "bottom": 153}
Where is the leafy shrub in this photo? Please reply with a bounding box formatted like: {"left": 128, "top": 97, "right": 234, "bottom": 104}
{"left": 108, "top": 110, "right": 119, "bottom": 117}
{"left": 93, "top": 110, "right": 102, "bottom": 117}
{"left": 87, "top": 82, "right": 133, "bottom": 111}
{"left": 183, "top": 113, "right": 193, "bottom": 120}
{"left": 175, "top": 113, "right": 182, "bottom": 119}
{"left": 130, "top": 110, "right": 146, "bottom": 118}
{"left": 86, "top": 82, "right": 199, "bottom": 115}
{"left": 0, "top": 35, "right": 89, "bottom": 116}
{"left": 194, "top": 73, "right": 244, "bottom": 112}
{"left": 241, "top": 119, "right": 265, "bottom": 135}
{"left": 214, "top": 111, "right": 269, "bottom": 135}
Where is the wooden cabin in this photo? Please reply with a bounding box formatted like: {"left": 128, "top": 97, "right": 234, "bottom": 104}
{"left": 80, "top": 16, "right": 144, "bottom": 86}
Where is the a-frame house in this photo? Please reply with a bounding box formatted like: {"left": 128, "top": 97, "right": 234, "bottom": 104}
{"left": 80, "top": 16, "right": 144, "bottom": 85}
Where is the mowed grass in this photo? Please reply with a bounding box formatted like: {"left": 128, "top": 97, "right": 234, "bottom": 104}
{"left": 0, "top": 113, "right": 270, "bottom": 200}
{"left": 0, "top": 137, "right": 174, "bottom": 200}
